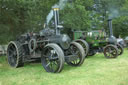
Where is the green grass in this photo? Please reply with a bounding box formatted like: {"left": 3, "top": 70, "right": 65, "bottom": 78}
{"left": 0, "top": 50, "right": 128, "bottom": 85}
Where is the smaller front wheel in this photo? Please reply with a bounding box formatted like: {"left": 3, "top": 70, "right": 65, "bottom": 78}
{"left": 74, "top": 39, "right": 89, "bottom": 57}
{"left": 41, "top": 43, "right": 64, "bottom": 73}
{"left": 117, "top": 44, "right": 123, "bottom": 55}
{"left": 103, "top": 44, "right": 118, "bottom": 58}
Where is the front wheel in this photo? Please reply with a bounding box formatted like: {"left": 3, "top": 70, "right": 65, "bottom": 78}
{"left": 41, "top": 43, "right": 65, "bottom": 73}
{"left": 103, "top": 44, "right": 118, "bottom": 58}
{"left": 67, "top": 42, "right": 85, "bottom": 66}
{"left": 117, "top": 44, "right": 123, "bottom": 55}
{"left": 74, "top": 39, "right": 89, "bottom": 57}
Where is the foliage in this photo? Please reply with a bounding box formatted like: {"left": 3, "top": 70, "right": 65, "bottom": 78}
{"left": 61, "top": 3, "right": 91, "bottom": 30}
{"left": 112, "top": 0, "right": 128, "bottom": 38}
{"left": 113, "top": 17, "right": 128, "bottom": 38}
{"left": 61, "top": 0, "right": 103, "bottom": 32}
{"left": 94, "top": 0, "right": 128, "bottom": 37}
{"left": 0, "top": 0, "right": 128, "bottom": 44}
{"left": 0, "top": 0, "right": 58, "bottom": 44}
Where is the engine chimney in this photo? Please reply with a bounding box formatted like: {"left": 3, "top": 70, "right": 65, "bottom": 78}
{"left": 108, "top": 19, "right": 117, "bottom": 44}
{"left": 108, "top": 19, "right": 113, "bottom": 37}
{"left": 53, "top": 7, "right": 60, "bottom": 35}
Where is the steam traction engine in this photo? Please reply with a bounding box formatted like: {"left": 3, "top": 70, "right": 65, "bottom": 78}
{"left": 73, "top": 19, "right": 123, "bottom": 58}
{"left": 7, "top": 8, "right": 86, "bottom": 73}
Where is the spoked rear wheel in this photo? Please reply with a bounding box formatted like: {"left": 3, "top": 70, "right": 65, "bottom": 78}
{"left": 41, "top": 43, "right": 64, "bottom": 73}
{"left": 7, "top": 41, "right": 24, "bottom": 68}
{"left": 67, "top": 42, "right": 85, "bottom": 66}
{"left": 103, "top": 45, "right": 118, "bottom": 58}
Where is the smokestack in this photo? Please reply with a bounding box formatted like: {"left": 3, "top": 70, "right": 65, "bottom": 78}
{"left": 108, "top": 19, "right": 113, "bottom": 37}
{"left": 53, "top": 7, "right": 60, "bottom": 35}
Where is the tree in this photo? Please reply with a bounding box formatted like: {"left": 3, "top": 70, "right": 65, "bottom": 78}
{"left": 61, "top": 0, "right": 96, "bottom": 31}
{"left": 112, "top": 0, "right": 128, "bottom": 37}
{"left": 0, "top": 0, "right": 58, "bottom": 44}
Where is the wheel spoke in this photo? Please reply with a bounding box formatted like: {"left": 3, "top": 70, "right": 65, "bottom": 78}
{"left": 10, "top": 57, "right": 15, "bottom": 65}
{"left": 46, "top": 62, "right": 50, "bottom": 67}
{"left": 8, "top": 49, "right": 13, "bottom": 54}
{"left": 52, "top": 61, "right": 58, "bottom": 66}
{"left": 75, "top": 50, "right": 79, "bottom": 55}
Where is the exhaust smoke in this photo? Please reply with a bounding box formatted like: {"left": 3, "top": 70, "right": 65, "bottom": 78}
{"left": 46, "top": 0, "right": 68, "bottom": 25}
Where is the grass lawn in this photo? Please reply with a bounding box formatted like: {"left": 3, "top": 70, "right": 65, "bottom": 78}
{"left": 0, "top": 49, "right": 128, "bottom": 85}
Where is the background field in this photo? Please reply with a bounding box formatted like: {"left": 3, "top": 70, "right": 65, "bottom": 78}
{"left": 0, "top": 49, "right": 128, "bottom": 85}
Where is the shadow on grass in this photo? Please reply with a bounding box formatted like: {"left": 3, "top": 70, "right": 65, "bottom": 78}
{"left": 86, "top": 53, "right": 107, "bottom": 60}
{"left": 62, "top": 64, "right": 78, "bottom": 72}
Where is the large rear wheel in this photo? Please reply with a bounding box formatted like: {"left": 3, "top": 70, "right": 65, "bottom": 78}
{"left": 67, "top": 42, "right": 85, "bottom": 66}
{"left": 7, "top": 41, "right": 24, "bottom": 68}
{"left": 41, "top": 43, "right": 64, "bottom": 73}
